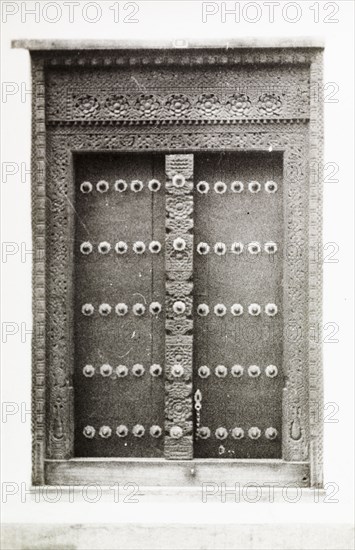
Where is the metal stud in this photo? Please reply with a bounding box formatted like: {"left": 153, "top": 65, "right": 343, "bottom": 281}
{"left": 133, "top": 241, "right": 146, "bottom": 254}
{"left": 171, "top": 364, "right": 184, "bottom": 378}
{"left": 116, "top": 365, "right": 128, "bottom": 377}
{"left": 172, "top": 174, "right": 185, "bottom": 188}
{"left": 248, "top": 427, "right": 261, "bottom": 439}
{"left": 173, "top": 301, "right": 186, "bottom": 315}
{"left": 131, "top": 179, "right": 144, "bottom": 192}
{"left": 197, "top": 304, "right": 209, "bottom": 316}
{"left": 116, "top": 425, "right": 128, "bottom": 437}
{"left": 100, "top": 364, "right": 113, "bottom": 377}
{"left": 264, "top": 242, "right": 278, "bottom": 254}
{"left": 132, "top": 424, "right": 145, "bottom": 437}
{"left": 96, "top": 180, "right": 109, "bottom": 193}
{"left": 231, "top": 181, "right": 244, "bottom": 193}
{"left": 214, "top": 181, "right": 227, "bottom": 194}
{"left": 197, "top": 242, "right": 210, "bottom": 255}
{"left": 133, "top": 303, "right": 146, "bottom": 316}
{"left": 214, "top": 304, "right": 227, "bottom": 317}
{"left": 232, "top": 427, "right": 245, "bottom": 440}
{"left": 197, "top": 181, "right": 209, "bottom": 194}
{"left": 231, "top": 303, "right": 243, "bottom": 316}
{"left": 248, "top": 365, "right": 261, "bottom": 378}
{"left": 214, "top": 242, "right": 226, "bottom": 255}
{"left": 215, "top": 427, "right": 228, "bottom": 440}
{"left": 231, "top": 242, "right": 243, "bottom": 254}
{"left": 170, "top": 426, "right": 183, "bottom": 439}
{"left": 150, "top": 364, "right": 162, "bottom": 377}
{"left": 198, "top": 365, "right": 211, "bottom": 378}
{"left": 248, "top": 181, "right": 261, "bottom": 193}
{"left": 265, "top": 303, "right": 278, "bottom": 316}
{"left": 115, "top": 241, "right": 128, "bottom": 254}
{"left": 265, "top": 365, "right": 278, "bottom": 378}
{"left": 150, "top": 425, "right": 162, "bottom": 438}
{"left": 83, "top": 425, "right": 95, "bottom": 439}
{"left": 80, "top": 181, "right": 93, "bottom": 194}
{"left": 148, "top": 179, "right": 161, "bottom": 192}
{"left": 98, "top": 241, "right": 111, "bottom": 254}
{"left": 115, "top": 303, "right": 128, "bottom": 316}
{"left": 149, "top": 302, "right": 162, "bottom": 315}
{"left": 173, "top": 237, "right": 186, "bottom": 251}
{"left": 99, "top": 303, "right": 112, "bottom": 316}
{"left": 83, "top": 364, "right": 95, "bottom": 378}
{"left": 265, "top": 180, "right": 278, "bottom": 193}
{"left": 265, "top": 427, "right": 278, "bottom": 440}
{"left": 149, "top": 241, "right": 162, "bottom": 253}
{"left": 215, "top": 365, "right": 228, "bottom": 378}
{"left": 231, "top": 364, "right": 244, "bottom": 378}
{"left": 114, "top": 179, "right": 127, "bottom": 192}
{"left": 248, "top": 242, "right": 261, "bottom": 255}
{"left": 132, "top": 363, "right": 145, "bottom": 377}
{"left": 82, "top": 303, "right": 94, "bottom": 316}
{"left": 99, "top": 425, "right": 112, "bottom": 438}
{"left": 198, "top": 427, "right": 211, "bottom": 439}
{"left": 80, "top": 242, "right": 93, "bottom": 255}
{"left": 248, "top": 303, "right": 261, "bottom": 316}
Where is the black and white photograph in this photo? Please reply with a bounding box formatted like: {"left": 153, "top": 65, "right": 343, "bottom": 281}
{"left": 1, "top": 1, "right": 354, "bottom": 549}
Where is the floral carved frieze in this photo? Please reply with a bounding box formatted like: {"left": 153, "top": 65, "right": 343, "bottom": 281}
{"left": 51, "top": 90, "right": 303, "bottom": 122}
{"left": 46, "top": 66, "right": 310, "bottom": 123}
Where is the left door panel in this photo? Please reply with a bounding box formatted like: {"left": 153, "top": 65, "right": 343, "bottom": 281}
{"left": 74, "top": 153, "right": 166, "bottom": 457}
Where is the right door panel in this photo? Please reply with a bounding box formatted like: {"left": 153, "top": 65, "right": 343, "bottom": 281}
{"left": 193, "top": 152, "right": 284, "bottom": 459}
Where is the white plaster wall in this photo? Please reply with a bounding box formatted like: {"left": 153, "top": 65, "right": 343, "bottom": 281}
{"left": 1, "top": 1, "right": 354, "bottom": 547}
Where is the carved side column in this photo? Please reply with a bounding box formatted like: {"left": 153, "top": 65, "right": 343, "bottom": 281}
{"left": 164, "top": 154, "right": 194, "bottom": 459}
{"left": 31, "top": 56, "right": 46, "bottom": 484}
{"left": 309, "top": 51, "right": 324, "bottom": 487}
{"left": 282, "top": 145, "right": 309, "bottom": 464}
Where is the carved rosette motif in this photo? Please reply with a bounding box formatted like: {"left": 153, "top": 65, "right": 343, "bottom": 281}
{"left": 164, "top": 154, "right": 194, "bottom": 459}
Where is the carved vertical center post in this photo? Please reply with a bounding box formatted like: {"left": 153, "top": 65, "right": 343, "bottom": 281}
{"left": 164, "top": 154, "right": 194, "bottom": 459}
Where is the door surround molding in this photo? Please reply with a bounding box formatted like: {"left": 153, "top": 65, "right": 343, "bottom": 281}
{"left": 13, "top": 40, "right": 324, "bottom": 487}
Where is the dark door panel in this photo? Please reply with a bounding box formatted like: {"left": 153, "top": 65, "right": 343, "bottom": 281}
{"left": 74, "top": 153, "right": 166, "bottom": 457}
{"left": 193, "top": 152, "right": 284, "bottom": 458}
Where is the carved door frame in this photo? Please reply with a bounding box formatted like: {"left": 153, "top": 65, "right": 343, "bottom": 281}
{"left": 15, "top": 41, "right": 324, "bottom": 487}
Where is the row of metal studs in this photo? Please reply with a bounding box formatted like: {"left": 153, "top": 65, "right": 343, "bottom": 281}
{"left": 80, "top": 180, "right": 162, "bottom": 194}
{"left": 196, "top": 180, "right": 278, "bottom": 194}
{"left": 198, "top": 365, "right": 278, "bottom": 378}
{"left": 83, "top": 425, "right": 162, "bottom": 439}
{"left": 80, "top": 241, "right": 278, "bottom": 255}
{"left": 82, "top": 364, "right": 278, "bottom": 379}
{"left": 197, "top": 241, "right": 277, "bottom": 255}
{"left": 80, "top": 180, "right": 278, "bottom": 194}
{"left": 81, "top": 302, "right": 162, "bottom": 316}
{"left": 80, "top": 241, "right": 162, "bottom": 255}
{"left": 81, "top": 302, "right": 278, "bottom": 317}
{"left": 83, "top": 425, "right": 278, "bottom": 440}
{"left": 198, "top": 426, "right": 278, "bottom": 440}
{"left": 197, "top": 303, "right": 278, "bottom": 317}
{"left": 82, "top": 364, "right": 162, "bottom": 378}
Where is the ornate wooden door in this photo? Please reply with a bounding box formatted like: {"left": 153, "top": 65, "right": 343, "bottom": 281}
{"left": 24, "top": 42, "right": 323, "bottom": 487}
{"left": 74, "top": 151, "right": 283, "bottom": 460}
